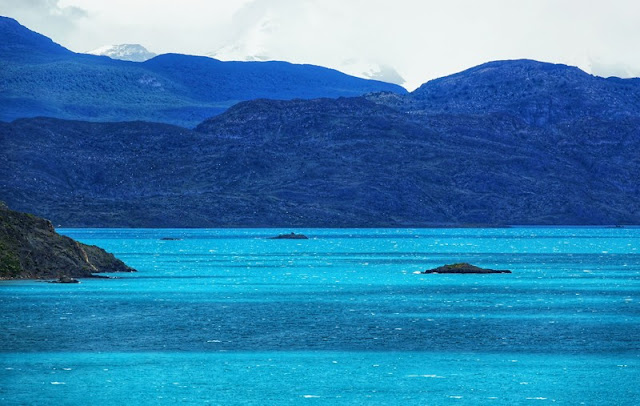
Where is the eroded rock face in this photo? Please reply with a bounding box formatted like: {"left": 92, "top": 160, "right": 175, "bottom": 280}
{"left": 0, "top": 203, "right": 135, "bottom": 279}
{"left": 423, "top": 263, "right": 511, "bottom": 274}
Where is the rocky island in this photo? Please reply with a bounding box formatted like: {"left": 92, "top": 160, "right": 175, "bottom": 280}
{"left": 0, "top": 203, "right": 135, "bottom": 280}
{"left": 423, "top": 263, "right": 511, "bottom": 274}
{"left": 269, "top": 232, "right": 309, "bottom": 240}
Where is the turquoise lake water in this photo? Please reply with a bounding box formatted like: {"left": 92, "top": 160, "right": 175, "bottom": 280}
{"left": 1, "top": 228, "right": 639, "bottom": 405}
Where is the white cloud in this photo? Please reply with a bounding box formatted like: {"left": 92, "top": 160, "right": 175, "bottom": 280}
{"left": 0, "top": 0, "right": 87, "bottom": 17}
{"left": 206, "top": 0, "right": 640, "bottom": 88}
{"left": 0, "top": 0, "right": 87, "bottom": 41}
{"left": 2, "top": 0, "right": 640, "bottom": 89}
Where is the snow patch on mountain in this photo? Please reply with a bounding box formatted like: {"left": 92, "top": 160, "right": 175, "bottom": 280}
{"left": 208, "top": 43, "right": 404, "bottom": 86}
{"left": 87, "top": 44, "right": 156, "bottom": 62}
{"left": 207, "top": 8, "right": 404, "bottom": 86}
{"left": 207, "top": 43, "right": 270, "bottom": 62}
{"left": 338, "top": 59, "right": 405, "bottom": 86}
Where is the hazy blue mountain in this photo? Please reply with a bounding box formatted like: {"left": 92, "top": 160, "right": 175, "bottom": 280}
{"left": 0, "top": 16, "right": 406, "bottom": 127}
{"left": 2, "top": 60, "right": 639, "bottom": 227}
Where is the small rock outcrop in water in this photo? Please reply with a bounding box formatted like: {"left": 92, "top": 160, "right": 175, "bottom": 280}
{"left": 423, "top": 263, "right": 511, "bottom": 274}
{"left": 269, "top": 232, "right": 309, "bottom": 240}
{"left": 50, "top": 275, "right": 80, "bottom": 284}
{"left": 0, "top": 203, "right": 136, "bottom": 280}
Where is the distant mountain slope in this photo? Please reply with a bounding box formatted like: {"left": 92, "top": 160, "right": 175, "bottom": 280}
{"left": 2, "top": 51, "right": 639, "bottom": 226}
{"left": 0, "top": 16, "right": 406, "bottom": 127}
{"left": 2, "top": 92, "right": 639, "bottom": 227}
{"left": 195, "top": 96, "right": 640, "bottom": 226}
{"left": 380, "top": 59, "right": 640, "bottom": 125}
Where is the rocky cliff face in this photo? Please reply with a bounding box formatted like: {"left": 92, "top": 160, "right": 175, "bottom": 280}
{"left": 0, "top": 203, "right": 135, "bottom": 279}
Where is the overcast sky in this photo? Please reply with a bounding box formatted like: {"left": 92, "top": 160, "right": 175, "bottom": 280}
{"left": 1, "top": 0, "right": 639, "bottom": 90}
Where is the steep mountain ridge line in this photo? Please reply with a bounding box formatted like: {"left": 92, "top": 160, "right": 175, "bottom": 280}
{"left": 401, "top": 59, "right": 640, "bottom": 125}
{"left": 0, "top": 16, "right": 71, "bottom": 59}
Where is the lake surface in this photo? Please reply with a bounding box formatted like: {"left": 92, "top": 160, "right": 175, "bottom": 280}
{"left": 1, "top": 228, "right": 639, "bottom": 405}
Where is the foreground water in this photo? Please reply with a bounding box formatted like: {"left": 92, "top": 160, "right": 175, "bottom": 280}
{"left": 1, "top": 228, "right": 638, "bottom": 405}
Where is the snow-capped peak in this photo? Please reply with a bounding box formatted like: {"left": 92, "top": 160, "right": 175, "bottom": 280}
{"left": 87, "top": 44, "right": 157, "bottom": 62}
{"left": 207, "top": 43, "right": 271, "bottom": 62}
{"left": 338, "top": 59, "right": 405, "bottom": 86}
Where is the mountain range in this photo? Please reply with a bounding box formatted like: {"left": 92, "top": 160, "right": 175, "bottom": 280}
{"left": 1, "top": 17, "right": 639, "bottom": 227}
{"left": 0, "top": 16, "right": 405, "bottom": 128}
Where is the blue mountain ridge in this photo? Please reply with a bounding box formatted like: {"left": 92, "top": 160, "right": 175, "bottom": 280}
{"left": 2, "top": 75, "right": 639, "bottom": 226}
{"left": 1, "top": 17, "right": 639, "bottom": 226}
{"left": 0, "top": 16, "right": 406, "bottom": 128}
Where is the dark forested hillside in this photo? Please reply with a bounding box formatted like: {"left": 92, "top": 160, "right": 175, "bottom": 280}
{"left": 2, "top": 60, "right": 640, "bottom": 227}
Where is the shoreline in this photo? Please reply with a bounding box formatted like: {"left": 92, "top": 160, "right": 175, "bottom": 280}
{"left": 53, "top": 224, "right": 639, "bottom": 230}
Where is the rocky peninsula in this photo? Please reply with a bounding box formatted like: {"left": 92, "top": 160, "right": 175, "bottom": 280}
{"left": 0, "top": 203, "right": 135, "bottom": 280}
